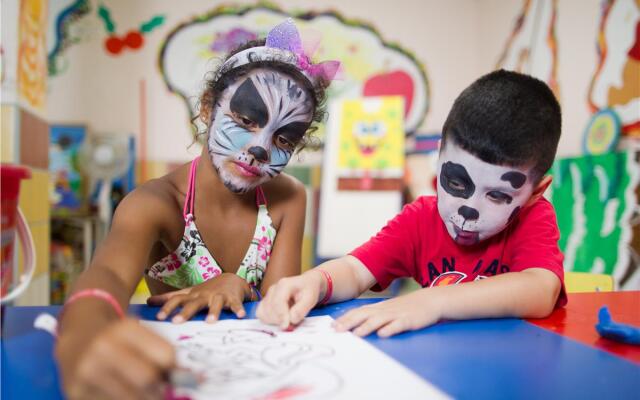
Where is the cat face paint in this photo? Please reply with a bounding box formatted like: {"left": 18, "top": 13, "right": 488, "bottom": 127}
{"left": 436, "top": 141, "right": 534, "bottom": 245}
{"left": 208, "top": 69, "right": 313, "bottom": 193}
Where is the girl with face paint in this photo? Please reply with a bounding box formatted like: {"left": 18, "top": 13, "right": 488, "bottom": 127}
{"left": 55, "top": 20, "right": 339, "bottom": 399}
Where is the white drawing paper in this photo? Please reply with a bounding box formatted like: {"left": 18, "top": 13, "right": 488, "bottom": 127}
{"left": 143, "top": 316, "right": 449, "bottom": 400}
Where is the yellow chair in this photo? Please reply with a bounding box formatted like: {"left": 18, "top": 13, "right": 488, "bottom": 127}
{"left": 565, "top": 271, "right": 614, "bottom": 293}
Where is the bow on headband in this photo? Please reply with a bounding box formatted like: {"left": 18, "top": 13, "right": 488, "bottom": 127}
{"left": 222, "top": 18, "right": 341, "bottom": 84}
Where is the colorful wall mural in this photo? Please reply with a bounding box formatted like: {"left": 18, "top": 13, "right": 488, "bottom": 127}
{"left": 497, "top": 0, "right": 559, "bottom": 96}
{"left": 588, "top": 0, "right": 640, "bottom": 139}
{"left": 97, "top": 3, "right": 165, "bottom": 56}
{"left": 49, "top": 124, "right": 86, "bottom": 212}
{"left": 47, "top": 0, "right": 91, "bottom": 76}
{"left": 18, "top": 0, "right": 49, "bottom": 111}
{"left": 159, "top": 4, "right": 429, "bottom": 137}
{"left": 549, "top": 151, "right": 640, "bottom": 289}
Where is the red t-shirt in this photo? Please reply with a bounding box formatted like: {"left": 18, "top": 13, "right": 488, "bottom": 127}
{"left": 351, "top": 196, "right": 567, "bottom": 307}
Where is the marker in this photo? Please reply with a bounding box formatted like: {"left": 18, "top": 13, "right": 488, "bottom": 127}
{"left": 34, "top": 313, "right": 203, "bottom": 392}
{"left": 167, "top": 368, "right": 202, "bottom": 389}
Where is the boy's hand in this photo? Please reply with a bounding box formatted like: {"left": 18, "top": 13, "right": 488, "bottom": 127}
{"left": 256, "top": 271, "right": 325, "bottom": 329}
{"left": 147, "top": 273, "right": 251, "bottom": 323}
{"left": 56, "top": 318, "right": 175, "bottom": 400}
{"left": 335, "top": 289, "right": 442, "bottom": 338}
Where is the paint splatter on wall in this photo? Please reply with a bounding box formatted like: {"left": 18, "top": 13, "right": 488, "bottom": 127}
{"left": 98, "top": 4, "right": 165, "bottom": 56}
{"left": 497, "top": 0, "right": 559, "bottom": 96}
{"left": 588, "top": 0, "right": 640, "bottom": 139}
{"left": 549, "top": 152, "right": 640, "bottom": 289}
{"left": 47, "top": 0, "right": 91, "bottom": 76}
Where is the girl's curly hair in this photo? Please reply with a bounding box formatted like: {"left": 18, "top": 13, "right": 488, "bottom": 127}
{"left": 193, "top": 39, "right": 329, "bottom": 150}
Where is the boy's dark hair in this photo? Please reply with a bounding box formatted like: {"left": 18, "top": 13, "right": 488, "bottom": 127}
{"left": 441, "top": 69, "right": 561, "bottom": 182}
{"left": 195, "top": 39, "right": 328, "bottom": 149}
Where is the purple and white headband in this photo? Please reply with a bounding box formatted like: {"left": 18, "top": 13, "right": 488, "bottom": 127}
{"left": 221, "top": 18, "right": 341, "bottom": 85}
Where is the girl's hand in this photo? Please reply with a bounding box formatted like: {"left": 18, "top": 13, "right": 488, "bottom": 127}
{"left": 256, "top": 271, "right": 325, "bottom": 329}
{"left": 56, "top": 318, "right": 175, "bottom": 400}
{"left": 334, "top": 289, "right": 443, "bottom": 338}
{"left": 147, "top": 273, "right": 251, "bottom": 323}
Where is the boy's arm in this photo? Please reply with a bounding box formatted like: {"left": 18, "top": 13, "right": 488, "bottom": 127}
{"left": 335, "top": 267, "right": 561, "bottom": 337}
{"left": 256, "top": 255, "right": 376, "bottom": 329}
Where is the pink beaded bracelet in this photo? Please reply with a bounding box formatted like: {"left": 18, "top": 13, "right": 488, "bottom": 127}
{"left": 64, "top": 289, "right": 125, "bottom": 319}
{"left": 318, "top": 269, "right": 333, "bottom": 306}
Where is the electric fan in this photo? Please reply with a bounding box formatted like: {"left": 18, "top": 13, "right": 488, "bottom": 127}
{"left": 77, "top": 134, "right": 131, "bottom": 234}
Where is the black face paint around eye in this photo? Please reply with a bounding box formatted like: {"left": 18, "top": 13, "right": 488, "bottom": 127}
{"left": 275, "top": 121, "right": 309, "bottom": 145}
{"left": 440, "top": 162, "right": 475, "bottom": 199}
{"left": 501, "top": 171, "right": 527, "bottom": 189}
{"left": 458, "top": 206, "right": 479, "bottom": 221}
{"left": 230, "top": 79, "right": 269, "bottom": 127}
{"left": 487, "top": 190, "right": 513, "bottom": 204}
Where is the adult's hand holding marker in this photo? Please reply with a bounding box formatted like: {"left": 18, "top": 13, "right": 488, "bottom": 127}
{"left": 55, "top": 318, "right": 176, "bottom": 399}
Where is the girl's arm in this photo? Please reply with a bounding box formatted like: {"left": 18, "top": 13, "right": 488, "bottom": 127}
{"left": 259, "top": 177, "right": 307, "bottom": 295}
{"left": 56, "top": 186, "right": 178, "bottom": 398}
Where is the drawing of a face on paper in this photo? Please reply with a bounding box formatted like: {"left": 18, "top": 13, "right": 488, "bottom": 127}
{"left": 174, "top": 327, "right": 343, "bottom": 399}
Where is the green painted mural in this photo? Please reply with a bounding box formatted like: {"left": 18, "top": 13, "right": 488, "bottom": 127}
{"left": 549, "top": 151, "right": 640, "bottom": 289}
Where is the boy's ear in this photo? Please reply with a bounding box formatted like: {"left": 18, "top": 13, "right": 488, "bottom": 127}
{"left": 525, "top": 175, "right": 552, "bottom": 207}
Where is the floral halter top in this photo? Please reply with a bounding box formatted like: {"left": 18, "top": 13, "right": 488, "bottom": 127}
{"left": 147, "top": 157, "right": 276, "bottom": 289}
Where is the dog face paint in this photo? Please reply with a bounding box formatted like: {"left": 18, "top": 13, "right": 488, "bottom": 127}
{"left": 208, "top": 69, "right": 313, "bottom": 193}
{"left": 436, "top": 141, "right": 534, "bottom": 245}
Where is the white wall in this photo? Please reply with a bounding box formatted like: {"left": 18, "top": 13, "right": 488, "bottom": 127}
{"left": 47, "top": 0, "right": 607, "bottom": 161}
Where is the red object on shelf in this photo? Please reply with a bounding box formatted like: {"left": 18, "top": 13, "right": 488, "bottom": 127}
{"left": 1, "top": 164, "right": 31, "bottom": 297}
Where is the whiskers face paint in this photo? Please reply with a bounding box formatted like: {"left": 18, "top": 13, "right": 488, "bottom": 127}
{"left": 207, "top": 69, "right": 313, "bottom": 193}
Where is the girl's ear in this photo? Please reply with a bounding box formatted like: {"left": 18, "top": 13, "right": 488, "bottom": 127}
{"left": 200, "top": 105, "right": 212, "bottom": 125}
{"left": 525, "top": 175, "right": 552, "bottom": 207}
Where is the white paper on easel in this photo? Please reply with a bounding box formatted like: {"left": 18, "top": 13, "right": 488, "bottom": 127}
{"left": 143, "top": 316, "right": 449, "bottom": 400}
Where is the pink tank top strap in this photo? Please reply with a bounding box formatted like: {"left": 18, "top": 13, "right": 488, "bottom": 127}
{"left": 255, "top": 186, "right": 267, "bottom": 206}
{"left": 183, "top": 156, "right": 200, "bottom": 220}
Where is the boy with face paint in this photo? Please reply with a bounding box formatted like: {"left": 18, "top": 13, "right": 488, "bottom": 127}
{"left": 258, "top": 70, "right": 566, "bottom": 339}
{"left": 55, "top": 20, "right": 339, "bottom": 399}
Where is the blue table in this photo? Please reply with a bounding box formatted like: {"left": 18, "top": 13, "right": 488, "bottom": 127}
{"left": 2, "top": 299, "right": 639, "bottom": 399}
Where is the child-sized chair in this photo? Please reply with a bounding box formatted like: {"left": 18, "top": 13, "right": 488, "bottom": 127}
{"left": 565, "top": 271, "right": 614, "bottom": 293}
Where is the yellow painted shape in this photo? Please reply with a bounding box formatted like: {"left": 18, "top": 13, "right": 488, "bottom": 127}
{"left": 1, "top": 105, "right": 18, "bottom": 162}
{"left": 14, "top": 168, "right": 51, "bottom": 279}
{"left": 565, "top": 271, "right": 614, "bottom": 293}
{"left": 18, "top": 169, "right": 50, "bottom": 223}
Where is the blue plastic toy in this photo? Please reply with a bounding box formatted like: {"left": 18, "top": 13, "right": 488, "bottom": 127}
{"left": 595, "top": 306, "right": 640, "bottom": 345}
